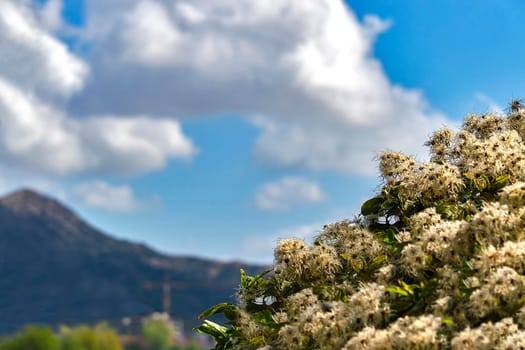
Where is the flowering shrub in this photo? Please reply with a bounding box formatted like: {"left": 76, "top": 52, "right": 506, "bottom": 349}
{"left": 197, "top": 101, "right": 525, "bottom": 349}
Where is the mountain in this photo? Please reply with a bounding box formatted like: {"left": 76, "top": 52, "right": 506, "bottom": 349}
{"left": 0, "top": 189, "right": 267, "bottom": 334}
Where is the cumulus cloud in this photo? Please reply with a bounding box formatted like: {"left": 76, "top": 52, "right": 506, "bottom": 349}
{"left": 0, "top": 0, "right": 88, "bottom": 98}
{"left": 0, "top": 77, "right": 196, "bottom": 175}
{"left": 0, "top": 0, "right": 197, "bottom": 176}
{"left": 39, "top": 0, "right": 63, "bottom": 32}
{"left": 66, "top": 0, "right": 451, "bottom": 175}
{"left": 255, "top": 176, "right": 326, "bottom": 212}
{"left": 251, "top": 94, "right": 444, "bottom": 175}
{"left": 73, "top": 181, "right": 146, "bottom": 213}
{"left": 80, "top": 116, "right": 197, "bottom": 174}
{"left": 0, "top": 0, "right": 451, "bottom": 178}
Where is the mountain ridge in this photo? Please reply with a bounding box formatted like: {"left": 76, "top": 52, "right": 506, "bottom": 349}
{"left": 0, "top": 188, "right": 266, "bottom": 334}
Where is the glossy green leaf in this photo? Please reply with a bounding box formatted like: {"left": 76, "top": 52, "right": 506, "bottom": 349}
{"left": 378, "top": 228, "right": 397, "bottom": 245}
{"left": 249, "top": 335, "right": 265, "bottom": 345}
{"left": 442, "top": 318, "right": 454, "bottom": 325}
{"left": 361, "top": 196, "right": 385, "bottom": 216}
{"left": 253, "top": 309, "right": 280, "bottom": 329}
{"left": 400, "top": 281, "right": 416, "bottom": 296}
{"left": 240, "top": 269, "right": 271, "bottom": 290}
{"left": 463, "top": 172, "right": 475, "bottom": 181}
{"left": 198, "top": 302, "right": 238, "bottom": 321}
{"left": 386, "top": 286, "right": 409, "bottom": 297}
{"left": 369, "top": 255, "right": 387, "bottom": 270}
{"left": 194, "top": 320, "right": 229, "bottom": 341}
{"left": 493, "top": 174, "right": 510, "bottom": 190}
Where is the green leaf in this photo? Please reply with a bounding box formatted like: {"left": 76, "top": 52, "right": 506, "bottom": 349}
{"left": 386, "top": 286, "right": 409, "bottom": 298}
{"left": 463, "top": 172, "right": 475, "bottom": 181}
{"left": 240, "top": 268, "right": 249, "bottom": 289}
{"left": 493, "top": 174, "right": 510, "bottom": 190}
{"left": 442, "top": 318, "right": 454, "bottom": 325}
{"left": 249, "top": 335, "right": 265, "bottom": 345}
{"left": 377, "top": 228, "right": 397, "bottom": 245}
{"left": 381, "top": 199, "right": 400, "bottom": 211}
{"left": 361, "top": 196, "right": 385, "bottom": 216}
{"left": 419, "top": 278, "right": 439, "bottom": 299}
{"left": 472, "top": 173, "right": 494, "bottom": 192}
{"left": 253, "top": 309, "right": 280, "bottom": 329}
{"left": 194, "top": 320, "right": 229, "bottom": 341}
{"left": 372, "top": 255, "right": 387, "bottom": 265}
{"left": 240, "top": 269, "right": 272, "bottom": 290}
{"left": 436, "top": 204, "right": 456, "bottom": 219}
{"left": 369, "top": 255, "right": 387, "bottom": 270}
{"left": 198, "top": 302, "right": 238, "bottom": 321}
{"left": 400, "top": 281, "right": 416, "bottom": 296}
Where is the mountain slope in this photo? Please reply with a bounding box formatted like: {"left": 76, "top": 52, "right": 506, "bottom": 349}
{"left": 0, "top": 189, "right": 266, "bottom": 333}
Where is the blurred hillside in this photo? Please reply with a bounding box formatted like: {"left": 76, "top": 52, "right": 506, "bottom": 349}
{"left": 0, "top": 189, "right": 266, "bottom": 334}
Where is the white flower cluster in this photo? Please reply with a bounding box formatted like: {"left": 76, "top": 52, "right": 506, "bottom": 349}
{"left": 344, "top": 315, "right": 444, "bottom": 349}
{"left": 213, "top": 105, "right": 525, "bottom": 349}
{"left": 273, "top": 238, "right": 342, "bottom": 285}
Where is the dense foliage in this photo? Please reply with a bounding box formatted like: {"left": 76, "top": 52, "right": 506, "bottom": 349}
{"left": 140, "top": 313, "right": 176, "bottom": 350}
{"left": 197, "top": 101, "right": 525, "bottom": 349}
{"left": 0, "top": 322, "right": 205, "bottom": 350}
{"left": 0, "top": 326, "right": 60, "bottom": 350}
{"left": 0, "top": 324, "right": 121, "bottom": 350}
{"left": 60, "top": 323, "right": 122, "bottom": 350}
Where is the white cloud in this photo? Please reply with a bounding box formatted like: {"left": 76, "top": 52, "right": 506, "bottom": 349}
{"left": 0, "top": 77, "right": 196, "bottom": 175}
{"left": 362, "top": 14, "right": 392, "bottom": 38}
{"left": 108, "top": 0, "right": 275, "bottom": 79}
{"left": 174, "top": 2, "right": 206, "bottom": 24}
{"left": 39, "top": 0, "right": 63, "bottom": 32}
{"left": 255, "top": 176, "right": 326, "bottom": 212}
{"left": 0, "top": 1, "right": 197, "bottom": 176}
{"left": 120, "top": 1, "right": 181, "bottom": 66}
{"left": 0, "top": 0, "right": 88, "bottom": 98}
{"left": 79, "top": 116, "right": 197, "bottom": 174}
{"left": 0, "top": 0, "right": 451, "bottom": 178}
{"left": 251, "top": 95, "right": 445, "bottom": 175}
{"left": 73, "top": 181, "right": 143, "bottom": 213}
{"left": 0, "top": 77, "right": 85, "bottom": 174}
{"left": 68, "top": 0, "right": 451, "bottom": 175}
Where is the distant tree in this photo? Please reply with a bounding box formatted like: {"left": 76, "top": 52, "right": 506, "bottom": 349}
{"left": 60, "top": 323, "right": 122, "bottom": 350}
{"left": 141, "top": 314, "right": 175, "bottom": 350}
{"left": 0, "top": 326, "right": 60, "bottom": 350}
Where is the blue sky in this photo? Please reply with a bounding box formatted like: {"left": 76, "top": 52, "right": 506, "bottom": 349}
{"left": 0, "top": 0, "right": 522, "bottom": 263}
